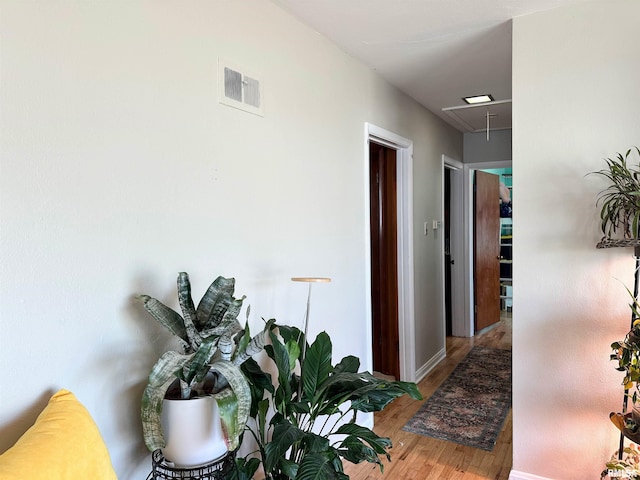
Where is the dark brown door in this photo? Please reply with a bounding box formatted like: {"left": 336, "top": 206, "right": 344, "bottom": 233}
{"left": 474, "top": 170, "right": 501, "bottom": 332}
{"left": 369, "top": 142, "right": 400, "bottom": 380}
{"left": 444, "top": 167, "right": 452, "bottom": 336}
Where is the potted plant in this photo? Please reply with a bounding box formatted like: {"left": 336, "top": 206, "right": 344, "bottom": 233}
{"left": 601, "top": 444, "right": 640, "bottom": 479}
{"left": 591, "top": 146, "right": 640, "bottom": 471}
{"left": 609, "top": 284, "right": 640, "bottom": 446}
{"left": 591, "top": 146, "right": 640, "bottom": 240}
{"left": 139, "top": 272, "right": 273, "bottom": 467}
{"left": 232, "top": 323, "right": 423, "bottom": 480}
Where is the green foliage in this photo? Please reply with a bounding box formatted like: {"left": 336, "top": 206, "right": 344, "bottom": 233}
{"left": 591, "top": 146, "right": 640, "bottom": 239}
{"left": 612, "top": 328, "right": 640, "bottom": 405}
{"left": 601, "top": 444, "right": 640, "bottom": 479}
{"left": 139, "top": 273, "right": 272, "bottom": 453}
{"left": 232, "top": 324, "right": 422, "bottom": 480}
{"left": 610, "top": 283, "right": 640, "bottom": 405}
{"left": 233, "top": 457, "right": 261, "bottom": 480}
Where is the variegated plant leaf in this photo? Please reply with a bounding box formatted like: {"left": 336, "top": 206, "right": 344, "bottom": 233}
{"left": 201, "top": 321, "right": 242, "bottom": 346}
{"left": 176, "top": 272, "right": 201, "bottom": 349}
{"left": 142, "top": 350, "right": 194, "bottom": 451}
{"left": 218, "top": 330, "right": 237, "bottom": 362}
{"left": 211, "top": 360, "right": 251, "bottom": 451}
{"left": 200, "top": 297, "right": 245, "bottom": 339}
{"left": 233, "top": 319, "right": 275, "bottom": 366}
{"left": 185, "top": 337, "right": 217, "bottom": 386}
{"left": 195, "top": 276, "right": 236, "bottom": 330}
{"left": 213, "top": 388, "right": 238, "bottom": 451}
{"left": 233, "top": 323, "right": 252, "bottom": 364}
{"left": 218, "top": 318, "right": 244, "bottom": 361}
{"left": 140, "top": 295, "right": 189, "bottom": 345}
{"left": 148, "top": 350, "right": 194, "bottom": 387}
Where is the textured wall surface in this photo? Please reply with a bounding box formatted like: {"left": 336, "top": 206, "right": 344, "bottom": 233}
{"left": 512, "top": 0, "right": 640, "bottom": 478}
{"left": 0, "top": 1, "right": 461, "bottom": 477}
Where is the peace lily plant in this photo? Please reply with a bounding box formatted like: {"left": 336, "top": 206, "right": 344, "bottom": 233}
{"left": 233, "top": 323, "right": 423, "bottom": 480}
{"left": 139, "top": 272, "right": 272, "bottom": 456}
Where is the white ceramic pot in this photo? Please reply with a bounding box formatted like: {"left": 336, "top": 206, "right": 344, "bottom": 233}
{"left": 160, "top": 396, "right": 227, "bottom": 467}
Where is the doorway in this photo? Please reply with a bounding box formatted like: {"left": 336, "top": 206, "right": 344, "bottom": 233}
{"left": 443, "top": 160, "right": 512, "bottom": 338}
{"left": 369, "top": 141, "right": 400, "bottom": 379}
{"left": 442, "top": 156, "right": 464, "bottom": 337}
{"left": 445, "top": 167, "right": 452, "bottom": 336}
{"left": 365, "top": 123, "right": 415, "bottom": 382}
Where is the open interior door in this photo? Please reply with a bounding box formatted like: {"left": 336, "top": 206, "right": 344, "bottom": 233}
{"left": 369, "top": 141, "right": 400, "bottom": 380}
{"left": 474, "top": 170, "right": 501, "bottom": 332}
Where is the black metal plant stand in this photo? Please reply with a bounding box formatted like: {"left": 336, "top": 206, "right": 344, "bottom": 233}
{"left": 597, "top": 238, "right": 640, "bottom": 460}
{"left": 146, "top": 450, "right": 236, "bottom": 480}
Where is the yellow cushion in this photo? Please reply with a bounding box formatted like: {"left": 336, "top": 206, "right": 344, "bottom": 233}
{"left": 0, "top": 389, "right": 118, "bottom": 479}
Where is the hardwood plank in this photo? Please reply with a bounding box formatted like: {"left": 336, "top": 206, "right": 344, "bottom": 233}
{"left": 344, "top": 313, "right": 512, "bottom": 479}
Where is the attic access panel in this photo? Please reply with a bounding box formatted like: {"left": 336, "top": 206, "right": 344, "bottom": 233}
{"left": 442, "top": 99, "right": 512, "bottom": 133}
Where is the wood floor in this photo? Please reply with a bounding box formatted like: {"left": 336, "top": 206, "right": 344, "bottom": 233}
{"left": 344, "top": 313, "right": 512, "bottom": 480}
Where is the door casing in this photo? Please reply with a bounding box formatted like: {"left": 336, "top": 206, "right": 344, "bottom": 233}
{"left": 364, "top": 123, "right": 415, "bottom": 382}
{"left": 441, "top": 156, "right": 465, "bottom": 337}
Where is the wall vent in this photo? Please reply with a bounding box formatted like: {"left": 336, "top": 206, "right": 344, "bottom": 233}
{"left": 218, "top": 59, "right": 264, "bottom": 117}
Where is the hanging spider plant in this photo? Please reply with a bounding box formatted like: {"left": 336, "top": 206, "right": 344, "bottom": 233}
{"left": 591, "top": 147, "right": 640, "bottom": 239}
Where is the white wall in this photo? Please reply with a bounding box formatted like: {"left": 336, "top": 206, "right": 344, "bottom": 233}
{"left": 0, "top": 1, "right": 461, "bottom": 477}
{"left": 512, "top": 1, "right": 640, "bottom": 478}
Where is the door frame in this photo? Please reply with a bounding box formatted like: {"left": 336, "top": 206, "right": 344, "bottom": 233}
{"left": 441, "top": 155, "right": 465, "bottom": 337}
{"left": 364, "top": 123, "right": 415, "bottom": 382}
{"left": 460, "top": 160, "right": 512, "bottom": 337}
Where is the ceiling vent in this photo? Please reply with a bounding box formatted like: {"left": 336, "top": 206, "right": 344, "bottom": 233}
{"left": 218, "top": 59, "right": 264, "bottom": 117}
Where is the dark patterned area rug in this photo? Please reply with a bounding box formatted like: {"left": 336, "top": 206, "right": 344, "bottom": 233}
{"left": 402, "top": 346, "right": 511, "bottom": 451}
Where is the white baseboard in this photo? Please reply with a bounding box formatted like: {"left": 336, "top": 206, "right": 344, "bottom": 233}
{"left": 509, "top": 470, "right": 552, "bottom": 480}
{"left": 414, "top": 347, "right": 446, "bottom": 383}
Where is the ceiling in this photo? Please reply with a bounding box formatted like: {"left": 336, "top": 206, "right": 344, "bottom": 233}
{"left": 270, "top": 0, "right": 592, "bottom": 133}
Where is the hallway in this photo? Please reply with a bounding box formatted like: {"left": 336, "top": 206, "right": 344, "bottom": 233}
{"left": 345, "top": 313, "right": 512, "bottom": 479}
